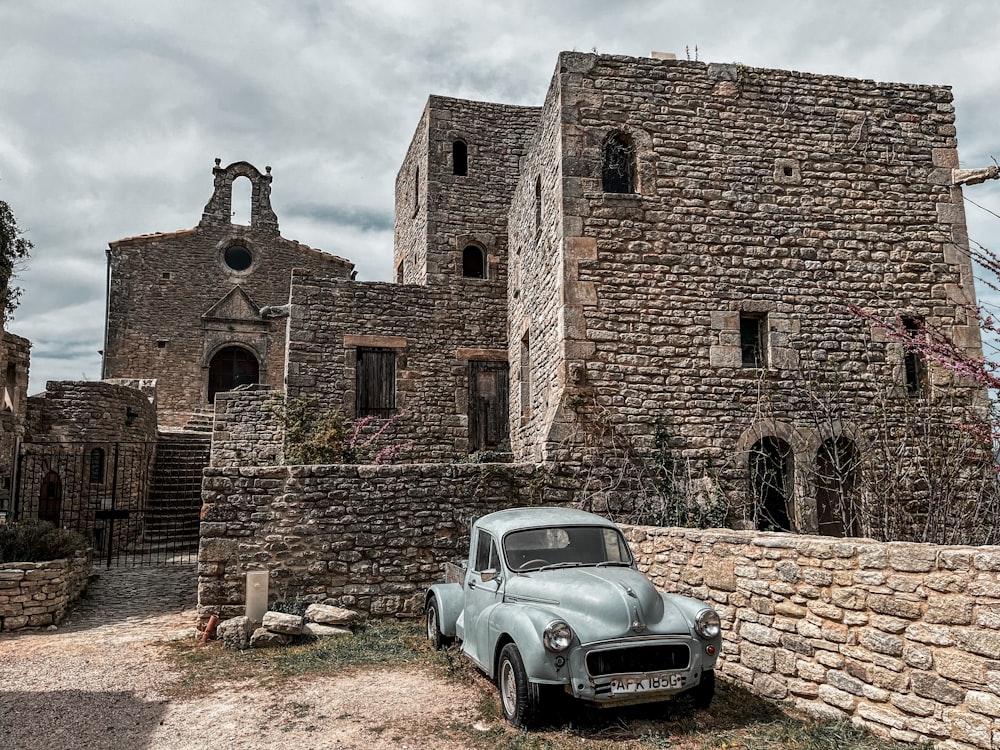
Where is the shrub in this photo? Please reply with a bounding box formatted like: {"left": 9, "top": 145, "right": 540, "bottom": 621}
{"left": 0, "top": 520, "right": 89, "bottom": 563}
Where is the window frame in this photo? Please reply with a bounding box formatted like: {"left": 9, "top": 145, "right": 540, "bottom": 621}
{"left": 355, "top": 347, "right": 397, "bottom": 418}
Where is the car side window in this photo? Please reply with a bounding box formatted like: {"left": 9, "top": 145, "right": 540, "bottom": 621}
{"left": 474, "top": 529, "right": 500, "bottom": 572}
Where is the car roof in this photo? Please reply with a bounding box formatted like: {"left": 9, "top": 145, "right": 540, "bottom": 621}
{"left": 473, "top": 507, "right": 620, "bottom": 537}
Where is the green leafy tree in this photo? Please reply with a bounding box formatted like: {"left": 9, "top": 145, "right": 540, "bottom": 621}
{"left": 0, "top": 200, "right": 31, "bottom": 324}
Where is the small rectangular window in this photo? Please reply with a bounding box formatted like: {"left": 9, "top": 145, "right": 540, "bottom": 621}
{"left": 740, "top": 314, "right": 768, "bottom": 368}
{"left": 902, "top": 317, "right": 926, "bottom": 394}
{"left": 355, "top": 347, "right": 396, "bottom": 418}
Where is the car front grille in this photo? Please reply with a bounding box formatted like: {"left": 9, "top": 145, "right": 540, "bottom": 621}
{"left": 586, "top": 643, "right": 691, "bottom": 677}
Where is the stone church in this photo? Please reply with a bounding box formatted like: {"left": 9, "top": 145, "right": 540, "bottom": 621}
{"left": 102, "top": 51, "right": 991, "bottom": 537}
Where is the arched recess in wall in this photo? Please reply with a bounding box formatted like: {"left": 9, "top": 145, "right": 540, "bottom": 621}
{"left": 207, "top": 345, "right": 260, "bottom": 403}
{"left": 462, "top": 244, "right": 487, "bottom": 278}
{"left": 749, "top": 437, "right": 794, "bottom": 532}
{"left": 736, "top": 420, "right": 805, "bottom": 532}
{"left": 39, "top": 470, "right": 62, "bottom": 526}
{"left": 230, "top": 176, "right": 253, "bottom": 226}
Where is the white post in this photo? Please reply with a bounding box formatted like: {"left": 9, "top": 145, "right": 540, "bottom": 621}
{"left": 246, "top": 570, "right": 268, "bottom": 622}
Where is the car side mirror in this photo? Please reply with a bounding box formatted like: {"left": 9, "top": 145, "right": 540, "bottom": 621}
{"left": 481, "top": 568, "right": 501, "bottom": 584}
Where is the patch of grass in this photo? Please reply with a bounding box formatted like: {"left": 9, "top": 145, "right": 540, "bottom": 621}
{"left": 166, "top": 619, "right": 926, "bottom": 750}
{"left": 165, "top": 618, "right": 437, "bottom": 694}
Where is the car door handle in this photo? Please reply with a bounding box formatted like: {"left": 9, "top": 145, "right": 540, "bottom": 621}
{"left": 467, "top": 581, "right": 477, "bottom": 590}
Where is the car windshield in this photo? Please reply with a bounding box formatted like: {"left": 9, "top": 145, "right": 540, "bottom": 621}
{"left": 503, "top": 525, "right": 633, "bottom": 572}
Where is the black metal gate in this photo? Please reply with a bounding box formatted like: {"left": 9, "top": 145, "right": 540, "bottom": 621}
{"left": 13, "top": 442, "right": 199, "bottom": 567}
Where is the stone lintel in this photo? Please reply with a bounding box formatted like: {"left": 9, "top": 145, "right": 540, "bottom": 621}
{"left": 344, "top": 335, "right": 407, "bottom": 349}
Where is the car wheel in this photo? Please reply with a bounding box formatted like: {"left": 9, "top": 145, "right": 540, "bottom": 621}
{"left": 688, "top": 669, "right": 715, "bottom": 710}
{"left": 498, "top": 642, "right": 543, "bottom": 728}
{"left": 425, "top": 597, "right": 452, "bottom": 650}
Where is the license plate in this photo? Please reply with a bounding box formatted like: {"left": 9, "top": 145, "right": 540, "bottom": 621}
{"left": 609, "top": 672, "right": 684, "bottom": 695}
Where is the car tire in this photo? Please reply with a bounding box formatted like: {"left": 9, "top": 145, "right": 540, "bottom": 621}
{"left": 688, "top": 669, "right": 715, "bottom": 710}
{"left": 425, "top": 597, "right": 452, "bottom": 650}
{"left": 498, "top": 642, "right": 543, "bottom": 728}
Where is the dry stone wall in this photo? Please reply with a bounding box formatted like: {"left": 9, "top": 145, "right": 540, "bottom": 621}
{"left": 0, "top": 551, "right": 91, "bottom": 631}
{"left": 198, "top": 462, "right": 545, "bottom": 620}
{"left": 625, "top": 526, "right": 1000, "bottom": 750}
{"left": 210, "top": 388, "right": 284, "bottom": 467}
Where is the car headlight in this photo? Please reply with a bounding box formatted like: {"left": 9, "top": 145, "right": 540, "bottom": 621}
{"left": 543, "top": 620, "right": 574, "bottom": 652}
{"left": 695, "top": 609, "right": 721, "bottom": 639}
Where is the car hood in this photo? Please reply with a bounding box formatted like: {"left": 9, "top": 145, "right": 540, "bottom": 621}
{"left": 503, "top": 566, "right": 693, "bottom": 643}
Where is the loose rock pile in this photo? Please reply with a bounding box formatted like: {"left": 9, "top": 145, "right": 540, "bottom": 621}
{"left": 215, "top": 603, "right": 358, "bottom": 649}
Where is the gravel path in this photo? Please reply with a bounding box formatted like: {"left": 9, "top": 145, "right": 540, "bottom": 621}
{"left": 0, "top": 564, "right": 485, "bottom": 750}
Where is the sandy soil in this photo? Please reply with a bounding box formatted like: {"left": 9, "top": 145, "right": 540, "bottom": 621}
{"left": 0, "top": 608, "right": 490, "bottom": 750}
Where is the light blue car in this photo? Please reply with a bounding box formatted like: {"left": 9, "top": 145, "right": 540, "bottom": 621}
{"left": 425, "top": 507, "right": 722, "bottom": 727}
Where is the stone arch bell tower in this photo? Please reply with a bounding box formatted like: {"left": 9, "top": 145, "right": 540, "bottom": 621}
{"left": 199, "top": 159, "right": 279, "bottom": 234}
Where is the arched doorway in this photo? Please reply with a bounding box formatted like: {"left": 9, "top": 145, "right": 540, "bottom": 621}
{"left": 750, "top": 437, "right": 793, "bottom": 532}
{"left": 208, "top": 346, "right": 260, "bottom": 403}
{"left": 816, "top": 437, "right": 859, "bottom": 537}
{"left": 39, "top": 470, "right": 61, "bottom": 526}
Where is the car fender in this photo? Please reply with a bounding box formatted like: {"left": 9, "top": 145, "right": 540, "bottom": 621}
{"left": 426, "top": 583, "right": 463, "bottom": 637}
{"left": 486, "top": 603, "right": 570, "bottom": 683}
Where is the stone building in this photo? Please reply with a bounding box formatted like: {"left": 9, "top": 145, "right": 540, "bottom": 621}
{"left": 280, "top": 52, "right": 986, "bottom": 535}
{"left": 119, "top": 51, "right": 990, "bottom": 538}
{"left": 102, "top": 160, "right": 353, "bottom": 429}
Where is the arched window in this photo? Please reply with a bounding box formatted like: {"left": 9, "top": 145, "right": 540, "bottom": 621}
{"left": 816, "top": 437, "right": 859, "bottom": 537}
{"left": 602, "top": 133, "right": 637, "bottom": 193}
{"left": 231, "top": 176, "right": 252, "bottom": 226}
{"left": 750, "top": 437, "right": 793, "bottom": 532}
{"left": 453, "top": 140, "right": 468, "bottom": 176}
{"left": 208, "top": 346, "right": 260, "bottom": 403}
{"left": 462, "top": 245, "right": 486, "bottom": 279}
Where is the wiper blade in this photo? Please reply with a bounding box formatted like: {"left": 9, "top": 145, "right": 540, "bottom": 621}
{"left": 538, "top": 562, "right": 585, "bottom": 570}
{"left": 593, "top": 560, "right": 631, "bottom": 567}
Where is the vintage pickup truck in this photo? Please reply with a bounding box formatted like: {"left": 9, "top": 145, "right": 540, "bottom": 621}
{"left": 424, "top": 507, "right": 722, "bottom": 727}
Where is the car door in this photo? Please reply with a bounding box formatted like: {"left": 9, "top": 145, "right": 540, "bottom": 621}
{"left": 462, "top": 528, "right": 503, "bottom": 670}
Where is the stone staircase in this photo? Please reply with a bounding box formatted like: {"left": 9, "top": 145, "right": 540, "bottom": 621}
{"left": 142, "top": 431, "right": 211, "bottom": 555}
{"left": 183, "top": 408, "right": 215, "bottom": 433}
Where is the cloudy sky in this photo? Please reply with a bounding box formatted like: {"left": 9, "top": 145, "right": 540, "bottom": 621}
{"left": 2, "top": 0, "right": 999, "bottom": 393}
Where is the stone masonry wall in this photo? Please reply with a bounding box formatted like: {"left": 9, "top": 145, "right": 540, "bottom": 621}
{"left": 210, "top": 388, "right": 284, "bottom": 468}
{"left": 25, "top": 380, "right": 157, "bottom": 444}
{"left": 625, "top": 526, "right": 1000, "bottom": 750}
{"left": 198, "top": 463, "right": 544, "bottom": 620}
{"left": 0, "top": 550, "right": 91, "bottom": 631}
{"left": 284, "top": 270, "right": 509, "bottom": 461}
{"left": 507, "top": 64, "right": 567, "bottom": 463}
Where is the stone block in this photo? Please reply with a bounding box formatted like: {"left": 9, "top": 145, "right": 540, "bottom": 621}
{"left": 249, "top": 627, "right": 292, "bottom": 648}
{"left": 217, "top": 615, "right": 253, "bottom": 650}
{"left": 262, "top": 611, "right": 303, "bottom": 635}
{"left": 302, "top": 623, "right": 352, "bottom": 638}
{"left": 306, "top": 603, "right": 358, "bottom": 626}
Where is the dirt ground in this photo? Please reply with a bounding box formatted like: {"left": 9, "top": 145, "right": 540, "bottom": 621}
{"left": 0, "top": 604, "right": 491, "bottom": 750}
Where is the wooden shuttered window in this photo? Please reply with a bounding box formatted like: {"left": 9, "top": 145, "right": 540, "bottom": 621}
{"left": 356, "top": 347, "right": 396, "bottom": 418}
